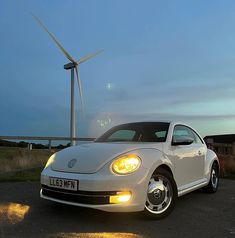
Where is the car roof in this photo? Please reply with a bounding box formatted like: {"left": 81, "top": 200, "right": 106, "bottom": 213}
{"left": 114, "top": 121, "right": 171, "bottom": 126}
{"left": 114, "top": 121, "right": 195, "bottom": 130}
{"left": 116, "top": 121, "right": 184, "bottom": 125}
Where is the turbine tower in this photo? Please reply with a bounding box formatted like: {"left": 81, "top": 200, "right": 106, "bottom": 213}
{"left": 33, "top": 15, "right": 103, "bottom": 146}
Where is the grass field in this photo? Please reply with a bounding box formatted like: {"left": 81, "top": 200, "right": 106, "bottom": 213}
{"left": 0, "top": 147, "right": 234, "bottom": 182}
{"left": 0, "top": 147, "right": 53, "bottom": 174}
{"left": 0, "top": 147, "right": 54, "bottom": 182}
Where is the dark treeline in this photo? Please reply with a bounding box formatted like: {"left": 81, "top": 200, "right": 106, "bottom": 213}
{"left": 0, "top": 139, "right": 70, "bottom": 149}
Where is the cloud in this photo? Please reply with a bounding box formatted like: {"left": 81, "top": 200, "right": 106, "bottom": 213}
{"left": 97, "top": 111, "right": 235, "bottom": 122}
{"left": 94, "top": 78, "right": 234, "bottom": 116}
{"left": 86, "top": 110, "right": 235, "bottom": 137}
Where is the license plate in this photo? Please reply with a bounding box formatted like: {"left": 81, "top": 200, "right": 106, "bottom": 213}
{"left": 49, "top": 177, "right": 78, "bottom": 191}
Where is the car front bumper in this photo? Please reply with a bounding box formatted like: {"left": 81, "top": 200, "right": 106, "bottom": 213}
{"left": 40, "top": 166, "right": 150, "bottom": 212}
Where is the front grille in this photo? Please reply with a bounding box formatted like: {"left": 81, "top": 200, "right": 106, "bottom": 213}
{"left": 41, "top": 185, "right": 118, "bottom": 205}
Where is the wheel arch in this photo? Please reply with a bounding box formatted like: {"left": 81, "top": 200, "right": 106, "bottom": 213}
{"left": 212, "top": 159, "right": 219, "bottom": 168}
{"left": 153, "top": 164, "right": 174, "bottom": 177}
{"left": 205, "top": 149, "right": 220, "bottom": 181}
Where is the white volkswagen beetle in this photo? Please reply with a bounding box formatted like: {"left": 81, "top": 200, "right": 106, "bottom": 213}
{"left": 40, "top": 121, "right": 219, "bottom": 218}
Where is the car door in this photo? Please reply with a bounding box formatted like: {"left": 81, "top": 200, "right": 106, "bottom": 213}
{"left": 171, "top": 125, "right": 206, "bottom": 188}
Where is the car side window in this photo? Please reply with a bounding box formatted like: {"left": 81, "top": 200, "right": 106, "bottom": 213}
{"left": 173, "top": 125, "right": 203, "bottom": 144}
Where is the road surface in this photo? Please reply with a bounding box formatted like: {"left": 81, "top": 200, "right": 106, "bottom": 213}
{"left": 0, "top": 179, "right": 234, "bottom": 238}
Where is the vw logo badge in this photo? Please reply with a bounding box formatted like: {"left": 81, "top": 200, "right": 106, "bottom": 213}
{"left": 68, "top": 158, "right": 77, "bottom": 168}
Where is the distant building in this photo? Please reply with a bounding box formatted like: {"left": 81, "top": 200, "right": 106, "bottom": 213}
{"left": 204, "top": 134, "right": 235, "bottom": 156}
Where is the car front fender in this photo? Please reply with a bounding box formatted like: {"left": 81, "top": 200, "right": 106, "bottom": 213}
{"left": 133, "top": 148, "right": 174, "bottom": 180}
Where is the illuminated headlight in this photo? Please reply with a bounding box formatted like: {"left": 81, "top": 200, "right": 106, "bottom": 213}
{"left": 44, "top": 154, "right": 56, "bottom": 168}
{"left": 111, "top": 154, "right": 141, "bottom": 175}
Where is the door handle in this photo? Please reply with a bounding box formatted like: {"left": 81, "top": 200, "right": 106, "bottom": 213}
{"left": 198, "top": 150, "right": 202, "bottom": 156}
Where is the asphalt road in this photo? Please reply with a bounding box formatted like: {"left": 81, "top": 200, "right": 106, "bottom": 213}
{"left": 0, "top": 179, "right": 234, "bottom": 238}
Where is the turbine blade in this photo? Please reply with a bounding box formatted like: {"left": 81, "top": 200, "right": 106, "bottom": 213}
{"left": 75, "top": 66, "right": 85, "bottom": 116}
{"left": 77, "top": 49, "right": 104, "bottom": 64}
{"left": 32, "top": 14, "right": 76, "bottom": 63}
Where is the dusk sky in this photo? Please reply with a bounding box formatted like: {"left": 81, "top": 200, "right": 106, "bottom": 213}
{"left": 1, "top": 0, "right": 235, "bottom": 138}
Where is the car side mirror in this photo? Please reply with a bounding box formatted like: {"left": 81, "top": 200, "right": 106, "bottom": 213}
{"left": 171, "top": 136, "right": 194, "bottom": 146}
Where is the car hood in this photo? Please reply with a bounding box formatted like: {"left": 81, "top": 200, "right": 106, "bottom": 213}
{"left": 51, "top": 142, "right": 162, "bottom": 174}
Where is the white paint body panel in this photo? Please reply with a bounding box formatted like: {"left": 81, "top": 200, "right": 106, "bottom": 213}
{"left": 51, "top": 142, "right": 164, "bottom": 174}
{"left": 40, "top": 121, "right": 219, "bottom": 212}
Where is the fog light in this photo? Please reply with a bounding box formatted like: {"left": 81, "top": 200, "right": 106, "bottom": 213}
{"left": 109, "top": 192, "right": 131, "bottom": 204}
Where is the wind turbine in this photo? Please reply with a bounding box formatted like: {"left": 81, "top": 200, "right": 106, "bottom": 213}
{"left": 33, "top": 15, "right": 103, "bottom": 146}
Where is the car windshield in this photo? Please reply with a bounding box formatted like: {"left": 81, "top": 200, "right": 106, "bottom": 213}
{"left": 96, "top": 122, "right": 170, "bottom": 143}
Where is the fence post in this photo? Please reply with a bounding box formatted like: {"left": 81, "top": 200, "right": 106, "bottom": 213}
{"left": 49, "top": 139, "right": 52, "bottom": 152}
{"left": 28, "top": 143, "right": 32, "bottom": 150}
{"left": 233, "top": 142, "right": 235, "bottom": 156}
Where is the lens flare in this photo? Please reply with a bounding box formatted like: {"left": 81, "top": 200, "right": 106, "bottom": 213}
{"left": 106, "top": 82, "right": 114, "bottom": 90}
{"left": 97, "top": 117, "right": 112, "bottom": 128}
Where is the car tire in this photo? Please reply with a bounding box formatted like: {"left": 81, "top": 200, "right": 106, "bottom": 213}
{"left": 203, "top": 162, "right": 219, "bottom": 193}
{"left": 144, "top": 168, "right": 177, "bottom": 219}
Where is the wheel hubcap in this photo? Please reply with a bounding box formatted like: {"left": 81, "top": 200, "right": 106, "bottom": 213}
{"left": 153, "top": 189, "right": 162, "bottom": 199}
{"left": 145, "top": 176, "right": 173, "bottom": 214}
{"left": 211, "top": 168, "right": 218, "bottom": 189}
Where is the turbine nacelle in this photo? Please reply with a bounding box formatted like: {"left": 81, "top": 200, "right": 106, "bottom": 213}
{"left": 64, "top": 62, "right": 77, "bottom": 70}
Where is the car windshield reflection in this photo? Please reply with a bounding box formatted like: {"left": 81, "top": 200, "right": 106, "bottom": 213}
{"left": 95, "top": 122, "right": 170, "bottom": 143}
